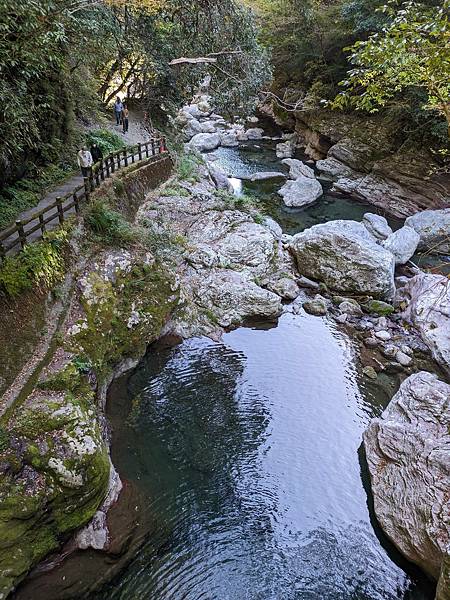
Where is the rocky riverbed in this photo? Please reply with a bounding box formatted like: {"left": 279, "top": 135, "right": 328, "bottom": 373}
{"left": 2, "top": 93, "right": 450, "bottom": 599}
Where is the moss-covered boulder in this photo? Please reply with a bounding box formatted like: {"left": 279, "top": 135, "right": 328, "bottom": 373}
{"left": 66, "top": 249, "right": 179, "bottom": 384}
{"left": 0, "top": 368, "right": 109, "bottom": 596}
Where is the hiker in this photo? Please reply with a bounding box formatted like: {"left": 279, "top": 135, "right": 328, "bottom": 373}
{"left": 114, "top": 97, "right": 123, "bottom": 125}
{"left": 90, "top": 143, "right": 103, "bottom": 164}
{"left": 122, "top": 104, "right": 129, "bottom": 133}
{"left": 77, "top": 146, "right": 93, "bottom": 178}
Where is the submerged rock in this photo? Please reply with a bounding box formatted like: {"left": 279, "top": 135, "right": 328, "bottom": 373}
{"left": 363, "top": 372, "right": 450, "bottom": 587}
{"left": 381, "top": 226, "right": 420, "bottom": 265}
{"left": 278, "top": 176, "right": 323, "bottom": 207}
{"left": 397, "top": 273, "right": 450, "bottom": 374}
{"left": 405, "top": 209, "right": 450, "bottom": 254}
{"left": 290, "top": 220, "right": 395, "bottom": 299}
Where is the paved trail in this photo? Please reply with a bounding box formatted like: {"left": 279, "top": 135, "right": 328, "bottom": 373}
{"left": 0, "top": 110, "right": 153, "bottom": 253}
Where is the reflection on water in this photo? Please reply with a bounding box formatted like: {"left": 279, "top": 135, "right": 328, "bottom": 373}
{"left": 96, "top": 313, "right": 434, "bottom": 600}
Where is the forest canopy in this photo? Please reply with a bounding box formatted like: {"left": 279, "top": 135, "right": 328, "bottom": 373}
{"left": 0, "top": 0, "right": 268, "bottom": 186}
{"left": 0, "top": 0, "right": 448, "bottom": 192}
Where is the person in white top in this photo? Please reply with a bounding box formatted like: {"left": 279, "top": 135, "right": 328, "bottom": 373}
{"left": 77, "top": 146, "right": 93, "bottom": 178}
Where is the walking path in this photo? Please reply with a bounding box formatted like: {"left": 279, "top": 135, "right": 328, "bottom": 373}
{"left": 0, "top": 110, "right": 159, "bottom": 255}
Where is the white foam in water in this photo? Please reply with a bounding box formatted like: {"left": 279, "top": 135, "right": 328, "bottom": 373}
{"left": 228, "top": 177, "right": 242, "bottom": 196}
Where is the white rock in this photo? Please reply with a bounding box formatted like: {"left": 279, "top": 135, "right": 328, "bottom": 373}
{"left": 397, "top": 273, "right": 450, "bottom": 374}
{"left": 375, "top": 330, "right": 391, "bottom": 341}
{"left": 242, "top": 171, "right": 286, "bottom": 183}
{"left": 395, "top": 350, "right": 413, "bottom": 366}
{"left": 278, "top": 176, "right": 323, "bottom": 207}
{"left": 245, "top": 127, "right": 264, "bottom": 140}
{"left": 362, "top": 213, "right": 393, "bottom": 240}
{"left": 290, "top": 220, "right": 396, "bottom": 299}
{"left": 363, "top": 372, "right": 450, "bottom": 583}
{"left": 276, "top": 140, "right": 295, "bottom": 159}
{"left": 187, "top": 132, "right": 221, "bottom": 152}
{"left": 381, "top": 226, "right": 420, "bottom": 265}
{"left": 220, "top": 130, "right": 239, "bottom": 147}
{"left": 281, "top": 158, "right": 315, "bottom": 179}
{"left": 405, "top": 208, "right": 450, "bottom": 254}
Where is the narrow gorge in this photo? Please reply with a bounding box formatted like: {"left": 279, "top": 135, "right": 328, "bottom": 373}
{"left": 0, "top": 1, "right": 449, "bottom": 599}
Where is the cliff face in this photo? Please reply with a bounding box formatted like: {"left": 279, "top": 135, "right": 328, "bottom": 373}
{"left": 0, "top": 157, "right": 176, "bottom": 598}
{"left": 259, "top": 103, "right": 450, "bottom": 218}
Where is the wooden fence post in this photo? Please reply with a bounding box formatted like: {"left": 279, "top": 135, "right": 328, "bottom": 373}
{"left": 145, "top": 142, "right": 149, "bottom": 158}
{"left": 39, "top": 214, "right": 45, "bottom": 235}
{"left": 110, "top": 153, "right": 115, "bottom": 174}
{"left": 0, "top": 242, "right": 5, "bottom": 260}
{"left": 151, "top": 140, "right": 156, "bottom": 155}
{"left": 162, "top": 136, "right": 166, "bottom": 152}
{"left": 95, "top": 165, "right": 100, "bottom": 187}
{"left": 100, "top": 159, "right": 105, "bottom": 181}
{"left": 84, "top": 177, "right": 91, "bottom": 201}
{"left": 56, "top": 196, "right": 64, "bottom": 225}
{"left": 16, "top": 220, "right": 26, "bottom": 248}
{"left": 73, "top": 191, "right": 80, "bottom": 214}
{"left": 124, "top": 147, "right": 128, "bottom": 167}
{"left": 138, "top": 143, "right": 142, "bottom": 161}
{"left": 105, "top": 158, "right": 110, "bottom": 178}
{"left": 131, "top": 147, "right": 135, "bottom": 163}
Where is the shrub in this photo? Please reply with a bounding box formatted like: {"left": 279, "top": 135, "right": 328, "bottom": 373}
{"left": 85, "top": 129, "right": 126, "bottom": 156}
{"left": 85, "top": 199, "right": 137, "bottom": 246}
{"left": 0, "top": 227, "right": 70, "bottom": 296}
{"left": 176, "top": 155, "right": 201, "bottom": 182}
{"left": 0, "top": 164, "right": 74, "bottom": 229}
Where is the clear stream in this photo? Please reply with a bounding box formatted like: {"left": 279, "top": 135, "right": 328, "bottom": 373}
{"left": 98, "top": 314, "right": 433, "bottom": 600}
{"left": 92, "top": 143, "right": 435, "bottom": 599}
{"left": 13, "top": 141, "right": 437, "bottom": 599}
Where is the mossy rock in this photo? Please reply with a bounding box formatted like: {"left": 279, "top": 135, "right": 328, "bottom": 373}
{"left": 0, "top": 384, "right": 110, "bottom": 597}
{"left": 365, "top": 299, "right": 395, "bottom": 316}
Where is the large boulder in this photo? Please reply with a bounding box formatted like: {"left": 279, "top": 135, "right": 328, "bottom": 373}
{"left": 276, "top": 140, "right": 295, "bottom": 159}
{"left": 187, "top": 132, "right": 221, "bottom": 152}
{"left": 362, "top": 213, "right": 393, "bottom": 241}
{"left": 405, "top": 209, "right": 450, "bottom": 254}
{"left": 242, "top": 171, "right": 287, "bottom": 184}
{"left": 290, "top": 220, "right": 396, "bottom": 298}
{"left": 207, "top": 163, "right": 233, "bottom": 192}
{"left": 282, "top": 158, "right": 315, "bottom": 180}
{"left": 397, "top": 273, "right": 450, "bottom": 374}
{"left": 183, "top": 117, "right": 204, "bottom": 141}
{"left": 245, "top": 127, "right": 264, "bottom": 140}
{"left": 220, "top": 130, "right": 239, "bottom": 147}
{"left": 278, "top": 176, "right": 323, "bottom": 207}
{"left": 381, "top": 226, "right": 420, "bottom": 265}
{"left": 363, "top": 372, "right": 450, "bottom": 588}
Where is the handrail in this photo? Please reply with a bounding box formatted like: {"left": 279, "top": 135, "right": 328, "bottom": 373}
{"left": 0, "top": 137, "right": 168, "bottom": 258}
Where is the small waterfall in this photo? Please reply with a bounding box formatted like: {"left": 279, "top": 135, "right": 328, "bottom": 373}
{"left": 228, "top": 177, "right": 242, "bottom": 196}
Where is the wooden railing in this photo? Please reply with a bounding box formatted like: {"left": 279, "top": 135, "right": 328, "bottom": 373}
{"left": 0, "top": 137, "right": 168, "bottom": 258}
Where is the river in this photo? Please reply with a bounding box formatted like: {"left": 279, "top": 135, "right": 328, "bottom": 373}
{"left": 12, "top": 140, "right": 437, "bottom": 600}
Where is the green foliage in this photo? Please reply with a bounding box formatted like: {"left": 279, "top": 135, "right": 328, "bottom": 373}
{"left": 334, "top": 0, "right": 450, "bottom": 135}
{"left": 162, "top": 185, "right": 190, "bottom": 197}
{"left": 85, "top": 129, "right": 125, "bottom": 156}
{"left": 85, "top": 199, "right": 138, "bottom": 246}
{"left": 0, "top": 164, "right": 74, "bottom": 229}
{"left": 0, "top": 227, "right": 70, "bottom": 297}
{"left": 176, "top": 154, "right": 202, "bottom": 182}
